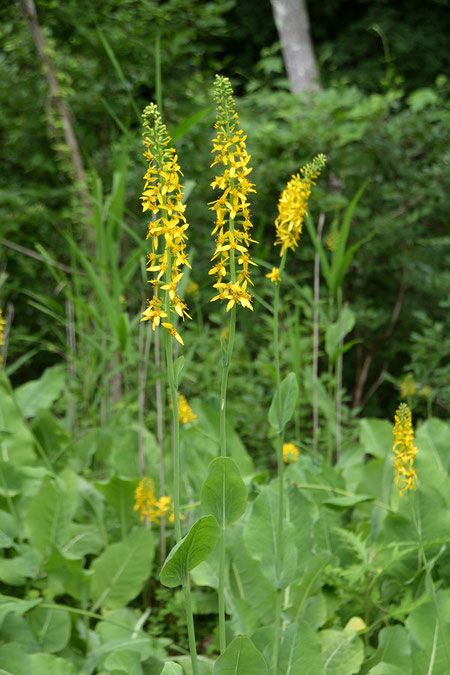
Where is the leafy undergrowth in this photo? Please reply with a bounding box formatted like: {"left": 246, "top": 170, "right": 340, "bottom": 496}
{"left": 0, "top": 368, "right": 449, "bottom": 674}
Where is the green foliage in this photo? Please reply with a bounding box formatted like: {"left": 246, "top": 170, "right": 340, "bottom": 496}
{"left": 212, "top": 636, "right": 268, "bottom": 674}
{"left": 160, "top": 516, "right": 220, "bottom": 588}
{"left": 200, "top": 457, "right": 247, "bottom": 527}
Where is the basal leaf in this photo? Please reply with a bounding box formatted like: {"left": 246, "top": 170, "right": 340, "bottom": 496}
{"left": 212, "top": 636, "right": 269, "bottom": 674}
{"left": 243, "top": 483, "right": 298, "bottom": 589}
{"left": 90, "top": 528, "right": 154, "bottom": 611}
{"left": 278, "top": 619, "right": 325, "bottom": 674}
{"left": 28, "top": 606, "right": 71, "bottom": 653}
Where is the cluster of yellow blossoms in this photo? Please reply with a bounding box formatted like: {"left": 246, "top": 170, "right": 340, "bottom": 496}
{"left": 274, "top": 154, "right": 327, "bottom": 256}
{"left": 0, "top": 309, "right": 5, "bottom": 367}
{"left": 209, "top": 75, "right": 256, "bottom": 312}
{"left": 140, "top": 103, "right": 190, "bottom": 345}
{"left": 170, "top": 394, "right": 197, "bottom": 424}
{"left": 177, "top": 394, "right": 197, "bottom": 424}
{"left": 400, "top": 373, "right": 416, "bottom": 398}
{"left": 134, "top": 477, "right": 175, "bottom": 524}
{"left": 392, "top": 403, "right": 418, "bottom": 497}
{"left": 283, "top": 442, "right": 299, "bottom": 464}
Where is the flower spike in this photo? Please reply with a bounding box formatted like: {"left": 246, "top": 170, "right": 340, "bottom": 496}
{"left": 209, "top": 75, "right": 257, "bottom": 311}
{"left": 140, "top": 103, "right": 191, "bottom": 342}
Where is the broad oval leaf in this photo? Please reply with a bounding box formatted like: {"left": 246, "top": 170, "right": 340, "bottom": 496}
{"left": 160, "top": 662, "right": 183, "bottom": 674}
{"left": 320, "top": 629, "right": 364, "bottom": 675}
{"left": 160, "top": 515, "right": 220, "bottom": 588}
{"left": 28, "top": 606, "right": 71, "bottom": 653}
{"left": 268, "top": 372, "right": 298, "bottom": 434}
{"left": 200, "top": 457, "right": 247, "bottom": 527}
{"left": 243, "top": 483, "right": 298, "bottom": 589}
{"left": 278, "top": 619, "right": 325, "bottom": 674}
{"left": 90, "top": 528, "right": 154, "bottom": 611}
{"left": 212, "top": 636, "right": 269, "bottom": 674}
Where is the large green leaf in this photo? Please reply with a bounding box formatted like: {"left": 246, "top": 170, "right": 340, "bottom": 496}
{"left": 212, "top": 636, "right": 269, "bottom": 674}
{"left": 15, "top": 365, "right": 65, "bottom": 418}
{"left": 278, "top": 619, "right": 325, "bottom": 674}
{"left": 0, "top": 372, "right": 36, "bottom": 465}
{"left": 243, "top": 483, "right": 298, "bottom": 589}
{"left": 268, "top": 372, "right": 299, "bottom": 434}
{"left": 90, "top": 528, "right": 154, "bottom": 610}
{"left": 28, "top": 652, "right": 78, "bottom": 675}
{"left": 103, "top": 648, "right": 142, "bottom": 673}
{"left": 200, "top": 457, "right": 247, "bottom": 527}
{"left": 28, "top": 606, "right": 71, "bottom": 653}
{"left": 289, "top": 553, "right": 332, "bottom": 623}
{"left": 360, "top": 625, "right": 412, "bottom": 674}
{"left": 320, "top": 629, "right": 364, "bottom": 675}
{"left": 160, "top": 662, "right": 183, "bottom": 675}
{"left": 406, "top": 590, "right": 450, "bottom": 675}
{"left": 0, "top": 594, "right": 41, "bottom": 629}
{"left": 160, "top": 516, "right": 220, "bottom": 588}
{"left": 25, "top": 476, "right": 73, "bottom": 557}
{"left": 0, "top": 643, "right": 31, "bottom": 675}
{"left": 96, "top": 475, "right": 139, "bottom": 538}
{"left": 359, "top": 419, "right": 393, "bottom": 459}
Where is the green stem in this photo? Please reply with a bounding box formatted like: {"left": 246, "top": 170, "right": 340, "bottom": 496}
{"left": 327, "top": 293, "right": 335, "bottom": 464}
{"left": 164, "top": 254, "right": 181, "bottom": 543}
{"left": 218, "top": 526, "right": 227, "bottom": 653}
{"left": 219, "top": 305, "right": 236, "bottom": 459}
{"left": 183, "top": 577, "right": 199, "bottom": 675}
{"left": 217, "top": 209, "right": 237, "bottom": 653}
{"left": 272, "top": 250, "right": 287, "bottom": 672}
{"left": 409, "top": 492, "right": 450, "bottom": 669}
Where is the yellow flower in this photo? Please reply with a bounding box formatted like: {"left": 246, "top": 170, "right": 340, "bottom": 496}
{"left": 185, "top": 280, "right": 199, "bottom": 296}
{"left": 419, "top": 385, "right": 432, "bottom": 399}
{"left": 392, "top": 403, "right": 418, "bottom": 497}
{"left": 265, "top": 267, "right": 281, "bottom": 284}
{"left": 326, "top": 230, "right": 340, "bottom": 251}
{"left": 283, "top": 442, "right": 299, "bottom": 464}
{"left": 177, "top": 394, "right": 197, "bottom": 424}
{"left": 400, "top": 373, "right": 416, "bottom": 398}
{"left": 275, "top": 154, "right": 326, "bottom": 256}
{"left": 0, "top": 309, "right": 5, "bottom": 368}
{"left": 134, "top": 477, "right": 175, "bottom": 524}
{"left": 209, "top": 75, "right": 257, "bottom": 310}
{"left": 140, "top": 103, "right": 191, "bottom": 343}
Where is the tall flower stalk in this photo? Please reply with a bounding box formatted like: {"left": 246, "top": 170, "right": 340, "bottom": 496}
{"left": 140, "top": 103, "right": 198, "bottom": 674}
{"left": 209, "top": 74, "right": 256, "bottom": 653}
{"left": 392, "top": 404, "right": 450, "bottom": 669}
{"left": 268, "top": 154, "right": 326, "bottom": 671}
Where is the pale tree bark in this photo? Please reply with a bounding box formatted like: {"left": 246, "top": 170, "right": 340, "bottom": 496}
{"left": 19, "top": 0, "right": 93, "bottom": 225}
{"left": 270, "top": 0, "right": 320, "bottom": 92}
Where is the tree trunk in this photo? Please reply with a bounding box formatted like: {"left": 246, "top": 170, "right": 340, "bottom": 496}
{"left": 19, "top": 0, "right": 93, "bottom": 226}
{"left": 270, "top": 0, "right": 320, "bottom": 92}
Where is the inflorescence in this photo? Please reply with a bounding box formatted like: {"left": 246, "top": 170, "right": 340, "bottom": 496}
{"left": 209, "top": 75, "right": 256, "bottom": 312}
{"left": 392, "top": 403, "right": 418, "bottom": 497}
{"left": 274, "top": 154, "right": 327, "bottom": 256}
{"left": 140, "top": 103, "right": 191, "bottom": 344}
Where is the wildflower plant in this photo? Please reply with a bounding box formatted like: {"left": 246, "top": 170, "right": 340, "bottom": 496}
{"left": 267, "top": 154, "right": 325, "bottom": 670}
{"left": 206, "top": 75, "right": 254, "bottom": 655}
{"left": 140, "top": 102, "right": 200, "bottom": 673}
{"left": 392, "top": 402, "right": 418, "bottom": 497}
